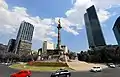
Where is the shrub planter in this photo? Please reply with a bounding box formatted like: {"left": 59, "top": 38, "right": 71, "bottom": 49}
{"left": 28, "top": 61, "right": 68, "bottom": 67}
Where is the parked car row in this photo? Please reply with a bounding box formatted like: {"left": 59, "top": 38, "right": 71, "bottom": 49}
{"left": 0, "top": 62, "right": 26, "bottom": 66}
{"left": 1, "top": 62, "right": 12, "bottom": 66}
{"left": 90, "top": 63, "right": 117, "bottom": 72}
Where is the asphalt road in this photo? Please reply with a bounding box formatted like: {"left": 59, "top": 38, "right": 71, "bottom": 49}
{"left": 0, "top": 64, "right": 120, "bottom": 77}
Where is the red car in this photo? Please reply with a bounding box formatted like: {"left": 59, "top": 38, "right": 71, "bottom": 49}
{"left": 10, "top": 70, "right": 31, "bottom": 77}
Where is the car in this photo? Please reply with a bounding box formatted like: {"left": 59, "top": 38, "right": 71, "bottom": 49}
{"left": 5, "top": 63, "right": 12, "bottom": 66}
{"left": 1, "top": 63, "right": 8, "bottom": 65}
{"left": 1, "top": 62, "right": 5, "bottom": 64}
{"left": 90, "top": 66, "right": 102, "bottom": 72}
{"left": 50, "top": 69, "right": 71, "bottom": 77}
{"left": 107, "top": 63, "right": 115, "bottom": 68}
{"left": 10, "top": 70, "right": 31, "bottom": 77}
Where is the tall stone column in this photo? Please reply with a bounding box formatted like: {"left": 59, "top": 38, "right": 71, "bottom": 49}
{"left": 57, "top": 19, "right": 62, "bottom": 50}
{"left": 56, "top": 19, "right": 65, "bottom": 62}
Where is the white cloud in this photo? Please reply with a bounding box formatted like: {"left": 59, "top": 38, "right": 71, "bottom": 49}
{"left": 0, "top": 0, "right": 8, "bottom": 9}
{"left": 12, "top": 7, "right": 29, "bottom": 16}
{"left": 97, "top": 9, "right": 111, "bottom": 23}
{"left": 55, "top": 17, "right": 79, "bottom": 35}
{"left": 0, "top": 0, "right": 57, "bottom": 42}
{"left": 92, "top": 0, "right": 120, "bottom": 9}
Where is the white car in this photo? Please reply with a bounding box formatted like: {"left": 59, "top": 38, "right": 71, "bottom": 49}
{"left": 1, "top": 62, "right": 11, "bottom": 65}
{"left": 1, "top": 62, "right": 5, "bottom": 64}
{"left": 5, "top": 63, "right": 9, "bottom": 65}
{"left": 90, "top": 66, "right": 102, "bottom": 72}
{"left": 109, "top": 63, "right": 115, "bottom": 68}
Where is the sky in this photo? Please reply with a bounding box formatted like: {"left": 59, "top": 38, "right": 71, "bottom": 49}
{"left": 0, "top": 0, "right": 120, "bottom": 52}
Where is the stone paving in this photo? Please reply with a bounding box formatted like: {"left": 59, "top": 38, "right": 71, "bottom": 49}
{"left": 67, "top": 60, "right": 108, "bottom": 71}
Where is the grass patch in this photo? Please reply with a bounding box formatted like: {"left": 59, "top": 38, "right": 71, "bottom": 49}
{"left": 9, "top": 64, "right": 74, "bottom": 72}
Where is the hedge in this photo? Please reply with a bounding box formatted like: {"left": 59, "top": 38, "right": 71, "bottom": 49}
{"left": 28, "top": 61, "right": 68, "bottom": 67}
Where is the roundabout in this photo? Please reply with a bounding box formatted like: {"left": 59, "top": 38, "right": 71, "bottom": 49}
{"left": 1, "top": 63, "right": 120, "bottom": 77}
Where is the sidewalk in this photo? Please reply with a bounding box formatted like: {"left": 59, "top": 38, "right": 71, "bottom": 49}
{"left": 67, "top": 60, "right": 108, "bottom": 71}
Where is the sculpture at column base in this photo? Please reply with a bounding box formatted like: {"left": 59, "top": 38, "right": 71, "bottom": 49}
{"left": 37, "top": 55, "right": 41, "bottom": 61}
{"left": 56, "top": 49, "right": 69, "bottom": 62}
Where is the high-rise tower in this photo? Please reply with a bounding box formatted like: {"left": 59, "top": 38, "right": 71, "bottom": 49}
{"left": 113, "top": 16, "right": 120, "bottom": 45}
{"left": 14, "top": 21, "right": 34, "bottom": 55}
{"left": 84, "top": 5, "right": 106, "bottom": 48}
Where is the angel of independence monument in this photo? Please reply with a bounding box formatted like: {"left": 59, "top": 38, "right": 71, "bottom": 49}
{"left": 37, "top": 19, "right": 68, "bottom": 62}
{"left": 55, "top": 19, "right": 65, "bottom": 62}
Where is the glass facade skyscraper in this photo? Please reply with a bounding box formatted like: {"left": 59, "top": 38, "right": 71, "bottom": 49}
{"left": 16, "top": 21, "right": 34, "bottom": 42}
{"left": 15, "top": 21, "right": 34, "bottom": 54}
{"left": 113, "top": 16, "right": 120, "bottom": 45}
{"left": 84, "top": 5, "right": 106, "bottom": 48}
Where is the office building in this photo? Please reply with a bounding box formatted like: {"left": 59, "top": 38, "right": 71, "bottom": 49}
{"left": 16, "top": 21, "right": 34, "bottom": 42}
{"left": 113, "top": 16, "right": 120, "bottom": 45}
{"left": 42, "top": 41, "right": 69, "bottom": 55}
{"left": 15, "top": 21, "right": 34, "bottom": 55}
{"left": 84, "top": 5, "right": 106, "bottom": 48}
{"left": 7, "top": 39, "right": 16, "bottom": 52}
{"left": 42, "top": 41, "right": 55, "bottom": 54}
